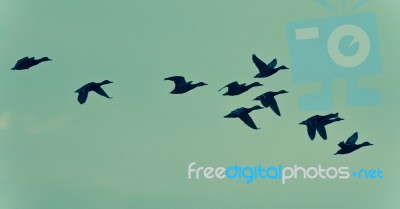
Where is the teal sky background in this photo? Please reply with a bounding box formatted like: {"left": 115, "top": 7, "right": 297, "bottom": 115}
{"left": 1, "top": 0, "right": 399, "bottom": 208}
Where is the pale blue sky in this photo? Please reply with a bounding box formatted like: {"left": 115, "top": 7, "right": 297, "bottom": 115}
{"left": 0, "top": 0, "right": 399, "bottom": 209}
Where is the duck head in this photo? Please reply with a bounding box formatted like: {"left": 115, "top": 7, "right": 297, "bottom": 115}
{"left": 274, "top": 90, "right": 289, "bottom": 96}
{"left": 40, "top": 57, "right": 52, "bottom": 62}
{"left": 361, "top": 142, "right": 373, "bottom": 146}
{"left": 196, "top": 82, "right": 207, "bottom": 87}
{"left": 249, "top": 82, "right": 263, "bottom": 87}
{"left": 101, "top": 80, "right": 113, "bottom": 85}
{"left": 249, "top": 105, "right": 263, "bottom": 111}
{"left": 277, "top": 65, "right": 289, "bottom": 70}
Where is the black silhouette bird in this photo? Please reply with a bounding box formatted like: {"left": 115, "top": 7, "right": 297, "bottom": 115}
{"left": 164, "top": 76, "right": 207, "bottom": 94}
{"left": 219, "top": 81, "right": 262, "bottom": 96}
{"left": 254, "top": 90, "right": 288, "bottom": 116}
{"left": 299, "top": 113, "right": 343, "bottom": 140}
{"left": 224, "top": 105, "right": 263, "bottom": 130}
{"left": 11, "top": 56, "right": 51, "bottom": 70}
{"left": 335, "top": 132, "right": 373, "bottom": 155}
{"left": 252, "top": 54, "right": 289, "bottom": 78}
{"left": 75, "top": 80, "right": 113, "bottom": 104}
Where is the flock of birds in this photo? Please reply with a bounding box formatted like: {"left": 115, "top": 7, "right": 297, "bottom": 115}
{"left": 11, "top": 56, "right": 113, "bottom": 104}
{"left": 163, "top": 54, "right": 373, "bottom": 155}
{"left": 10, "top": 54, "right": 373, "bottom": 155}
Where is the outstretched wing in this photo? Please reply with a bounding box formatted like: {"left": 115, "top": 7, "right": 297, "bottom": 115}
{"left": 12, "top": 56, "right": 30, "bottom": 69}
{"left": 338, "top": 141, "right": 346, "bottom": 148}
{"left": 239, "top": 113, "right": 259, "bottom": 130}
{"left": 164, "top": 76, "right": 187, "bottom": 86}
{"left": 306, "top": 123, "right": 316, "bottom": 140}
{"left": 93, "top": 86, "right": 112, "bottom": 99}
{"left": 267, "top": 58, "right": 277, "bottom": 69}
{"left": 264, "top": 96, "right": 281, "bottom": 116}
{"left": 345, "top": 132, "right": 358, "bottom": 145}
{"left": 316, "top": 125, "right": 327, "bottom": 140}
{"left": 17, "top": 56, "right": 29, "bottom": 64}
{"left": 75, "top": 83, "right": 94, "bottom": 104}
{"left": 76, "top": 88, "right": 89, "bottom": 104}
{"left": 219, "top": 81, "right": 240, "bottom": 92}
{"left": 252, "top": 54, "right": 268, "bottom": 72}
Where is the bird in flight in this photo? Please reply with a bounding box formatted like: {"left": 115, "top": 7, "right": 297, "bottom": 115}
{"left": 254, "top": 90, "right": 288, "bottom": 116}
{"left": 11, "top": 56, "right": 51, "bottom": 70}
{"left": 75, "top": 80, "right": 113, "bottom": 104}
{"left": 252, "top": 54, "right": 289, "bottom": 78}
{"left": 164, "top": 76, "right": 207, "bottom": 94}
{"left": 224, "top": 105, "right": 263, "bottom": 130}
{"left": 219, "top": 81, "right": 262, "bottom": 96}
{"left": 335, "top": 132, "right": 373, "bottom": 155}
{"left": 299, "top": 113, "right": 343, "bottom": 140}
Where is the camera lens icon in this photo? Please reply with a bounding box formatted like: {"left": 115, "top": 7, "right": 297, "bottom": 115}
{"left": 287, "top": 13, "right": 381, "bottom": 110}
{"left": 327, "top": 24, "right": 370, "bottom": 68}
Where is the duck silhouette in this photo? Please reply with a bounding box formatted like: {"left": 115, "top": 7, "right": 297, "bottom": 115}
{"left": 164, "top": 76, "right": 207, "bottom": 94}
{"left": 219, "top": 81, "right": 262, "bottom": 96}
{"left": 224, "top": 105, "right": 263, "bottom": 130}
{"left": 252, "top": 54, "right": 289, "bottom": 78}
{"left": 299, "top": 113, "right": 343, "bottom": 140}
{"left": 254, "top": 90, "right": 288, "bottom": 116}
{"left": 75, "top": 80, "right": 113, "bottom": 104}
{"left": 335, "top": 132, "right": 373, "bottom": 155}
{"left": 11, "top": 56, "right": 51, "bottom": 70}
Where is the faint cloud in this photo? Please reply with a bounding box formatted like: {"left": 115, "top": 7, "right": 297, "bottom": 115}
{"left": 21, "top": 114, "right": 71, "bottom": 134}
{"left": 0, "top": 112, "right": 71, "bottom": 134}
{"left": 0, "top": 112, "right": 13, "bottom": 130}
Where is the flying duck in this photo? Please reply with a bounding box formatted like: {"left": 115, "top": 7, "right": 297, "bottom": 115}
{"left": 164, "top": 76, "right": 207, "bottom": 94}
{"left": 219, "top": 81, "right": 262, "bottom": 96}
{"left": 75, "top": 80, "right": 113, "bottom": 104}
{"left": 11, "top": 56, "right": 51, "bottom": 70}
{"left": 252, "top": 54, "right": 289, "bottom": 78}
{"left": 254, "top": 90, "right": 288, "bottom": 116}
{"left": 224, "top": 105, "right": 263, "bottom": 130}
{"left": 299, "top": 113, "right": 343, "bottom": 140}
{"left": 335, "top": 132, "right": 373, "bottom": 155}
